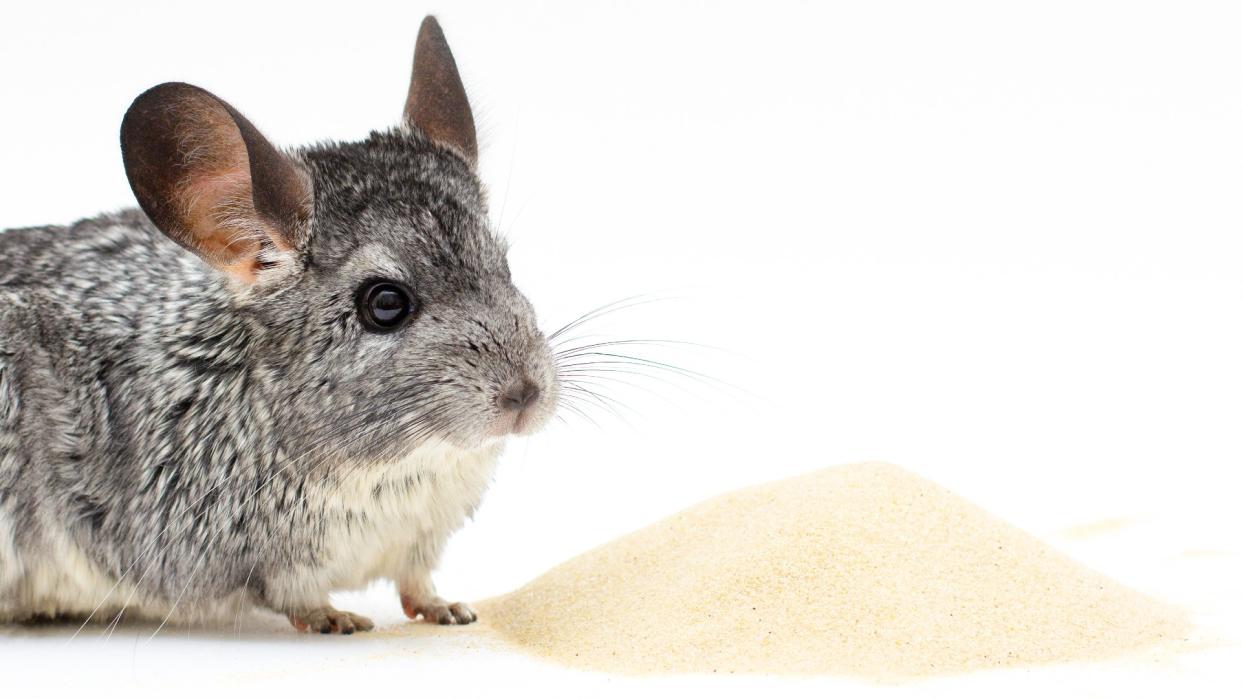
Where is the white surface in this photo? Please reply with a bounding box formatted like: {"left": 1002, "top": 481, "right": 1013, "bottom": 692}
{"left": 1, "top": 0, "right": 1240, "bottom": 696}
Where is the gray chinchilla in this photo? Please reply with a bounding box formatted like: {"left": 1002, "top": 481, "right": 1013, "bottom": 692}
{"left": 0, "top": 16, "right": 559, "bottom": 633}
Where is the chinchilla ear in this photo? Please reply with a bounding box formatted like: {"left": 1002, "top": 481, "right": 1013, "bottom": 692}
{"left": 404, "top": 16, "right": 478, "bottom": 164}
{"left": 120, "top": 82, "right": 312, "bottom": 283}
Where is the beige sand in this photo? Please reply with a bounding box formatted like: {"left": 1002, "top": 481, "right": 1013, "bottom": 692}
{"left": 474, "top": 462, "right": 1189, "bottom": 679}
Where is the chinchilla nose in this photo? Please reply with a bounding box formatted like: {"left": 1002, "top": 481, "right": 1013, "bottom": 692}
{"left": 496, "top": 379, "right": 540, "bottom": 413}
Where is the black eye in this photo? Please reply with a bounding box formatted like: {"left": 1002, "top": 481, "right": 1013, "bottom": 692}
{"left": 357, "top": 280, "right": 416, "bottom": 332}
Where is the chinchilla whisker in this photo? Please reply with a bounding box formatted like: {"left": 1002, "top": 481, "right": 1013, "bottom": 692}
{"left": 234, "top": 558, "right": 260, "bottom": 636}
{"left": 557, "top": 365, "right": 712, "bottom": 398}
{"left": 301, "top": 392, "right": 458, "bottom": 456}
{"left": 559, "top": 351, "right": 714, "bottom": 379}
{"left": 546, "top": 296, "right": 644, "bottom": 342}
{"left": 546, "top": 295, "right": 665, "bottom": 342}
{"left": 557, "top": 353, "right": 746, "bottom": 396}
{"left": 560, "top": 389, "right": 627, "bottom": 419}
{"left": 560, "top": 373, "right": 679, "bottom": 407}
{"left": 558, "top": 384, "right": 637, "bottom": 423}
{"left": 564, "top": 383, "right": 644, "bottom": 420}
{"left": 555, "top": 396, "right": 601, "bottom": 429}
{"left": 553, "top": 338, "right": 723, "bottom": 359}
{"left": 103, "top": 608, "right": 125, "bottom": 640}
{"left": 556, "top": 359, "right": 715, "bottom": 389}
{"left": 546, "top": 294, "right": 669, "bottom": 343}
{"left": 501, "top": 191, "right": 537, "bottom": 242}
{"left": 560, "top": 404, "right": 602, "bottom": 430}
{"left": 558, "top": 378, "right": 628, "bottom": 406}
{"left": 147, "top": 545, "right": 212, "bottom": 642}
{"left": 495, "top": 112, "right": 520, "bottom": 231}
{"left": 555, "top": 332, "right": 741, "bottom": 412}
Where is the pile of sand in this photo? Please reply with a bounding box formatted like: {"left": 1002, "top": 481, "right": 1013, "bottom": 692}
{"left": 474, "top": 463, "right": 1188, "bottom": 679}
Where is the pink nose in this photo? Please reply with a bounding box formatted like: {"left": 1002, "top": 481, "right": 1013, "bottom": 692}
{"left": 496, "top": 379, "right": 540, "bottom": 413}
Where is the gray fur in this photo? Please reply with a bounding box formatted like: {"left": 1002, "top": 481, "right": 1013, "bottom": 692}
{"left": 0, "top": 27, "right": 557, "bottom": 631}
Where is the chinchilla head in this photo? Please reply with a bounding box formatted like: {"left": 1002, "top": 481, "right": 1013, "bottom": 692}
{"left": 118, "top": 17, "right": 558, "bottom": 462}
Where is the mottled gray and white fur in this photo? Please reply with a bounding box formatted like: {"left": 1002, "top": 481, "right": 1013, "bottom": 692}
{"left": 0, "top": 16, "right": 558, "bottom": 633}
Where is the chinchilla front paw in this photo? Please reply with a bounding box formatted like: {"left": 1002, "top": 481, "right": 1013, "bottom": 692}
{"left": 400, "top": 593, "right": 477, "bottom": 625}
{"left": 288, "top": 607, "right": 375, "bottom": 635}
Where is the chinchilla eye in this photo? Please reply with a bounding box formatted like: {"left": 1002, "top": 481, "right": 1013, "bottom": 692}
{"left": 357, "top": 280, "right": 416, "bottom": 332}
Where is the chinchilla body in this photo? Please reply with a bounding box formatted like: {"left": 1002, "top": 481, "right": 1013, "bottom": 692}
{"left": 0, "top": 17, "right": 557, "bottom": 632}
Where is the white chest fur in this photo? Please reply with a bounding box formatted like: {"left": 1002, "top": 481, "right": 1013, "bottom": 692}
{"left": 306, "top": 440, "right": 503, "bottom": 592}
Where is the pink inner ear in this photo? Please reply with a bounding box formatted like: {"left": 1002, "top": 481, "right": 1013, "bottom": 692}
{"left": 175, "top": 170, "right": 265, "bottom": 283}
{"left": 169, "top": 105, "right": 295, "bottom": 282}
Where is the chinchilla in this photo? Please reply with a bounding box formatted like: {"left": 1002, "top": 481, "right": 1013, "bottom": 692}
{"left": 0, "top": 16, "right": 560, "bottom": 633}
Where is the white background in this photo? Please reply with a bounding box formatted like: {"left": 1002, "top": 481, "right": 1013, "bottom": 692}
{"left": 1, "top": 1, "right": 1240, "bottom": 696}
